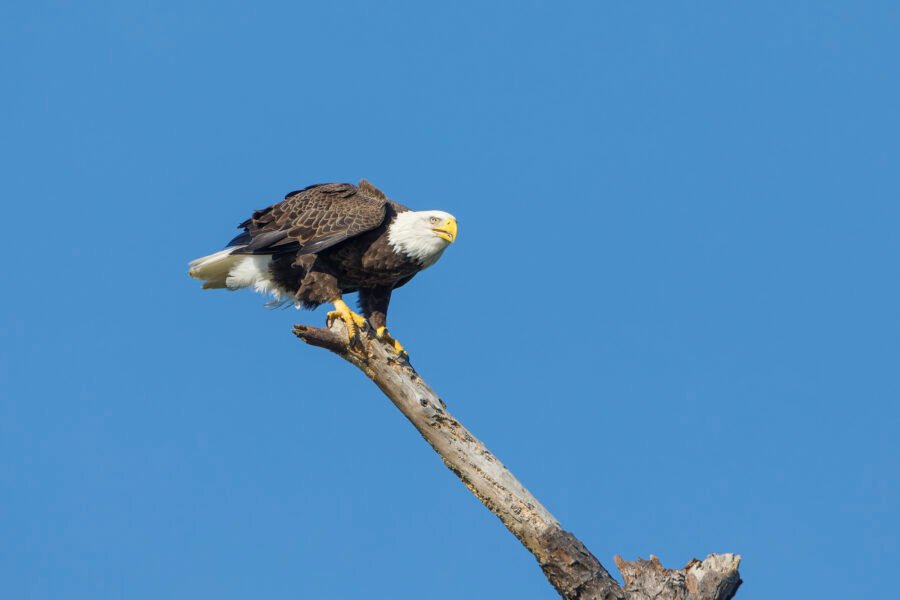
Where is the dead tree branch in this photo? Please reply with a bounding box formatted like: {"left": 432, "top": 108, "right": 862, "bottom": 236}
{"left": 293, "top": 320, "right": 742, "bottom": 600}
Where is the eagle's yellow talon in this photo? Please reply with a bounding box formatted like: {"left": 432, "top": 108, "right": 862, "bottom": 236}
{"left": 376, "top": 326, "right": 408, "bottom": 358}
{"left": 327, "top": 299, "right": 368, "bottom": 341}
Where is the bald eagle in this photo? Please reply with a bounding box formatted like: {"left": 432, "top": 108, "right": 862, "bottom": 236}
{"left": 188, "top": 180, "right": 457, "bottom": 356}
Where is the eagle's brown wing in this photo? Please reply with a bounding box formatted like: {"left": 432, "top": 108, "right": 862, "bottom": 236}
{"left": 229, "top": 180, "right": 389, "bottom": 256}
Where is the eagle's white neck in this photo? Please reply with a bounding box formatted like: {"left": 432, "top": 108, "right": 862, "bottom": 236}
{"left": 387, "top": 211, "right": 450, "bottom": 268}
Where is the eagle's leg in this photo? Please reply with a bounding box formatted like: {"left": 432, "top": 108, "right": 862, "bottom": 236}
{"left": 375, "top": 326, "right": 408, "bottom": 359}
{"left": 359, "top": 287, "right": 409, "bottom": 359}
{"left": 326, "top": 298, "right": 368, "bottom": 342}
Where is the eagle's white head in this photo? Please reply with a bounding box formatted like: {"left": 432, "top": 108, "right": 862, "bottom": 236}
{"left": 388, "top": 210, "right": 458, "bottom": 267}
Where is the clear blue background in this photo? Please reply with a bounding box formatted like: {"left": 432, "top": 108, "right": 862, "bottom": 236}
{"left": 2, "top": 2, "right": 898, "bottom": 598}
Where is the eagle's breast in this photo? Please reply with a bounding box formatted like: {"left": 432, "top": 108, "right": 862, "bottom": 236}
{"left": 327, "top": 228, "right": 421, "bottom": 289}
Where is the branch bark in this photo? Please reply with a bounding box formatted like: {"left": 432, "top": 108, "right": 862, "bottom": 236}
{"left": 293, "top": 321, "right": 742, "bottom": 600}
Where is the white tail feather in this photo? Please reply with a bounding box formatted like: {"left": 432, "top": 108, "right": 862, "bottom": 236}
{"left": 188, "top": 247, "right": 293, "bottom": 304}
{"left": 188, "top": 248, "right": 244, "bottom": 289}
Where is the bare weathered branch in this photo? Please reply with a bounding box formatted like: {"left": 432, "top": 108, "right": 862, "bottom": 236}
{"left": 614, "top": 554, "right": 742, "bottom": 600}
{"left": 293, "top": 320, "right": 741, "bottom": 600}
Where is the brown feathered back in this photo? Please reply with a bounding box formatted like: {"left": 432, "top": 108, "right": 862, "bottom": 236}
{"left": 229, "top": 181, "right": 393, "bottom": 256}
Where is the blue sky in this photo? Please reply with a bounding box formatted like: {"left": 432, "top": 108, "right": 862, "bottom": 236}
{"left": 1, "top": 2, "right": 898, "bottom": 598}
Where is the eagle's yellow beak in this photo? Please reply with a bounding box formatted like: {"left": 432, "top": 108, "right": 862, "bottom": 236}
{"left": 432, "top": 217, "right": 458, "bottom": 243}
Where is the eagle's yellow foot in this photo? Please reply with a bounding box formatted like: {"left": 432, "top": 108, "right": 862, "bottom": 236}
{"left": 376, "top": 326, "right": 408, "bottom": 359}
{"left": 326, "top": 299, "right": 368, "bottom": 341}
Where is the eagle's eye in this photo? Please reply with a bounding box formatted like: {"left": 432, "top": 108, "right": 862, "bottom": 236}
{"left": 429, "top": 216, "right": 440, "bottom": 225}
